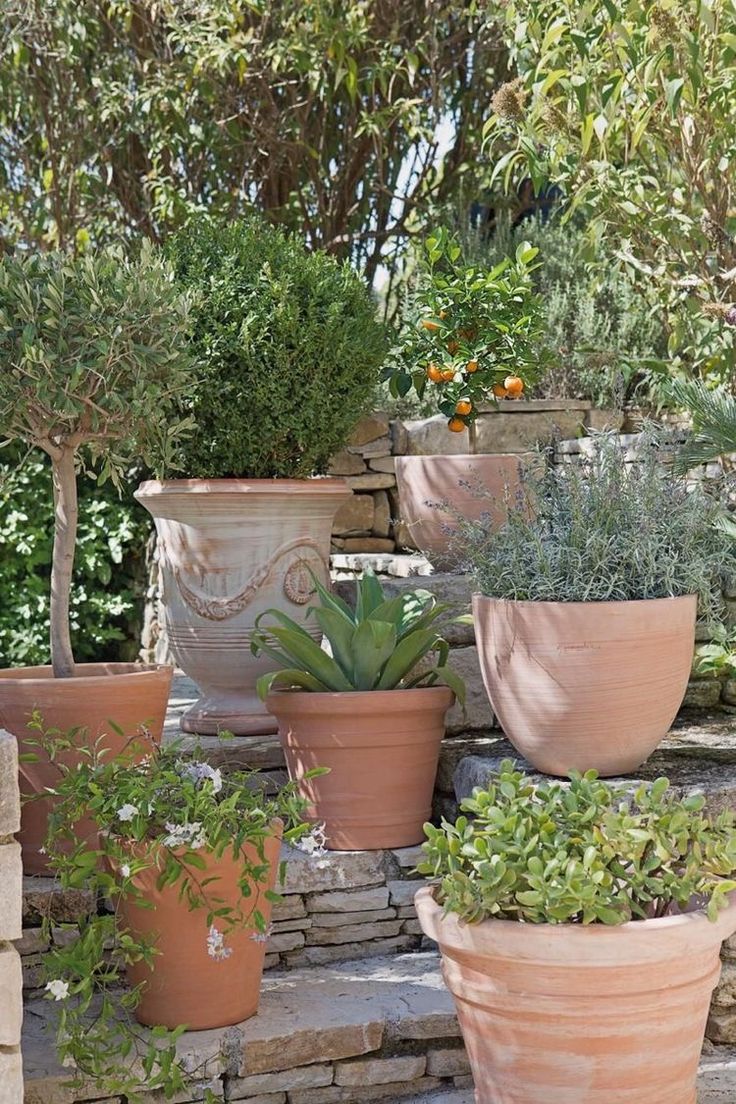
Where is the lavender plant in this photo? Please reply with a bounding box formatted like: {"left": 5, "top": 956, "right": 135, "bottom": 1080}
{"left": 452, "top": 429, "right": 733, "bottom": 617}
{"left": 36, "top": 723, "right": 319, "bottom": 1100}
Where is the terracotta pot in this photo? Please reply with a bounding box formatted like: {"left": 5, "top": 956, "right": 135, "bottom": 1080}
{"left": 135, "top": 479, "right": 349, "bottom": 737}
{"left": 395, "top": 454, "right": 523, "bottom": 569}
{"left": 117, "top": 825, "right": 282, "bottom": 1029}
{"left": 416, "top": 886, "right": 736, "bottom": 1104}
{"left": 0, "top": 663, "right": 172, "bottom": 875}
{"left": 266, "top": 687, "right": 453, "bottom": 850}
{"left": 472, "top": 594, "right": 697, "bottom": 776}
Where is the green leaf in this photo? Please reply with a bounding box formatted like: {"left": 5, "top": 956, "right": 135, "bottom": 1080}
{"left": 351, "top": 619, "right": 397, "bottom": 690}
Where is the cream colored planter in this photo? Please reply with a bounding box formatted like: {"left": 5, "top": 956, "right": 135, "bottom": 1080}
{"left": 135, "top": 479, "right": 349, "bottom": 735}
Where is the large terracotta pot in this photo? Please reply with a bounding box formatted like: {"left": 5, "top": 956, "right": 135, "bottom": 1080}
{"left": 135, "top": 479, "right": 349, "bottom": 737}
{"left": 472, "top": 594, "right": 697, "bottom": 776}
{"left": 416, "top": 886, "right": 736, "bottom": 1104}
{"left": 117, "top": 825, "right": 282, "bottom": 1029}
{"left": 266, "top": 686, "right": 453, "bottom": 850}
{"left": 0, "top": 663, "right": 172, "bottom": 875}
{"left": 395, "top": 454, "right": 523, "bottom": 569}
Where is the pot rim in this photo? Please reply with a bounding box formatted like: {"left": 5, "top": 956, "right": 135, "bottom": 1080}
{"left": 135, "top": 477, "right": 349, "bottom": 497}
{"left": 266, "top": 685, "right": 454, "bottom": 710}
{"left": 472, "top": 593, "right": 698, "bottom": 610}
{"left": 0, "top": 663, "right": 173, "bottom": 686}
{"left": 396, "top": 453, "right": 522, "bottom": 463}
{"left": 415, "top": 884, "right": 736, "bottom": 940}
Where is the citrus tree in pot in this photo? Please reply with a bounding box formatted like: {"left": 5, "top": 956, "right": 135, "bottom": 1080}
{"left": 454, "top": 429, "right": 732, "bottom": 776}
{"left": 39, "top": 729, "right": 314, "bottom": 1097}
{"left": 0, "top": 244, "right": 193, "bottom": 872}
{"left": 386, "top": 227, "right": 546, "bottom": 569}
{"left": 251, "top": 572, "right": 465, "bottom": 849}
{"left": 136, "top": 216, "right": 388, "bottom": 737}
{"left": 416, "top": 761, "right": 736, "bottom": 1104}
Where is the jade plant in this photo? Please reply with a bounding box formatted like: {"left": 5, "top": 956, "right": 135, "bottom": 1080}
{"left": 419, "top": 759, "right": 736, "bottom": 925}
{"left": 38, "top": 723, "right": 316, "bottom": 1099}
{"left": 251, "top": 571, "right": 465, "bottom": 702}
{"left": 385, "top": 227, "right": 547, "bottom": 439}
{"left": 0, "top": 244, "right": 193, "bottom": 677}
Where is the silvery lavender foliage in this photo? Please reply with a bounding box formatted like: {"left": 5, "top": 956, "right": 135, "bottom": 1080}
{"left": 452, "top": 429, "right": 734, "bottom": 614}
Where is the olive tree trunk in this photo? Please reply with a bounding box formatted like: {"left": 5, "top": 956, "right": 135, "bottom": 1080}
{"left": 49, "top": 447, "right": 77, "bottom": 678}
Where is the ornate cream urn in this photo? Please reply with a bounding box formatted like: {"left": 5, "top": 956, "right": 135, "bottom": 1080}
{"left": 135, "top": 478, "right": 349, "bottom": 735}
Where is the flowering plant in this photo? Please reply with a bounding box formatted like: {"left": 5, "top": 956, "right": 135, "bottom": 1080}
{"left": 35, "top": 720, "right": 319, "bottom": 1100}
{"left": 385, "top": 227, "right": 547, "bottom": 438}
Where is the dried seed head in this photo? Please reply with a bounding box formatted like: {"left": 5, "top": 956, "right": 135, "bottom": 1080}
{"left": 648, "top": 5, "right": 680, "bottom": 42}
{"left": 491, "top": 78, "right": 528, "bottom": 123}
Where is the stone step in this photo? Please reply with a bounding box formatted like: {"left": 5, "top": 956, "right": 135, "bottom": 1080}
{"left": 23, "top": 952, "right": 736, "bottom": 1104}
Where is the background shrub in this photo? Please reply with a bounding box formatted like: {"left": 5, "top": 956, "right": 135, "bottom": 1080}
{"left": 0, "top": 450, "right": 148, "bottom": 667}
{"left": 167, "top": 217, "right": 389, "bottom": 479}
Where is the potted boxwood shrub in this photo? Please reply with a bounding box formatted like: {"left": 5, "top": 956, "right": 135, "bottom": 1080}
{"left": 386, "top": 227, "right": 546, "bottom": 569}
{"left": 251, "top": 571, "right": 465, "bottom": 849}
{"left": 136, "top": 215, "right": 388, "bottom": 737}
{"left": 40, "top": 727, "right": 315, "bottom": 1098}
{"left": 454, "top": 429, "right": 732, "bottom": 776}
{"left": 0, "top": 244, "right": 194, "bottom": 873}
{"left": 416, "top": 761, "right": 736, "bottom": 1104}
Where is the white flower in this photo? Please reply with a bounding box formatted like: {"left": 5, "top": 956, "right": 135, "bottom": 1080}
{"left": 297, "top": 823, "right": 328, "bottom": 857}
{"left": 179, "top": 760, "right": 223, "bottom": 794}
{"left": 120, "top": 864, "right": 131, "bottom": 878}
{"left": 117, "top": 803, "right": 139, "bottom": 823}
{"left": 250, "top": 923, "right": 273, "bottom": 944}
{"left": 45, "top": 979, "right": 70, "bottom": 1001}
{"left": 163, "top": 821, "right": 207, "bottom": 850}
{"left": 206, "top": 925, "right": 232, "bottom": 961}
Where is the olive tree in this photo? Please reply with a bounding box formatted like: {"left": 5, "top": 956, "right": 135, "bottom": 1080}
{"left": 0, "top": 244, "right": 193, "bottom": 677}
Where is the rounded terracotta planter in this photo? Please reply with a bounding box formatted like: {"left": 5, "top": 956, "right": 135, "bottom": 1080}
{"left": 395, "top": 454, "right": 523, "bottom": 569}
{"left": 0, "top": 663, "right": 172, "bottom": 875}
{"left": 266, "top": 686, "right": 453, "bottom": 850}
{"left": 416, "top": 886, "right": 736, "bottom": 1104}
{"left": 472, "top": 594, "right": 697, "bottom": 776}
{"left": 135, "top": 478, "right": 350, "bottom": 737}
{"left": 117, "top": 826, "right": 282, "bottom": 1030}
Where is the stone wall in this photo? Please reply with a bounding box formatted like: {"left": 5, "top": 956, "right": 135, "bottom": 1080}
{"left": 0, "top": 729, "right": 23, "bottom": 1104}
{"left": 329, "top": 400, "right": 623, "bottom": 555}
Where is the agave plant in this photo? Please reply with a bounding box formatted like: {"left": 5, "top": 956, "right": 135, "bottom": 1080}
{"left": 251, "top": 572, "right": 465, "bottom": 702}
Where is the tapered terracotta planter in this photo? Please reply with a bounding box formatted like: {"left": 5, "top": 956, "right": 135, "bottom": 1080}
{"left": 395, "top": 454, "right": 523, "bottom": 569}
{"left": 266, "top": 687, "right": 453, "bottom": 849}
{"left": 117, "top": 826, "right": 282, "bottom": 1030}
{"left": 135, "top": 479, "right": 349, "bottom": 736}
{"left": 416, "top": 886, "right": 736, "bottom": 1104}
{"left": 0, "top": 663, "right": 172, "bottom": 875}
{"left": 473, "top": 594, "right": 697, "bottom": 776}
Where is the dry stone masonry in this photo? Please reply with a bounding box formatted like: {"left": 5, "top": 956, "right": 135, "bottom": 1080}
{"left": 0, "top": 729, "right": 24, "bottom": 1104}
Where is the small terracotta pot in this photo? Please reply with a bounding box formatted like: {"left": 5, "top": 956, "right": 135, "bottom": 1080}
{"left": 472, "top": 594, "right": 697, "bottom": 776}
{"left": 0, "top": 663, "right": 172, "bottom": 875}
{"left": 395, "top": 454, "right": 523, "bottom": 569}
{"left": 117, "top": 825, "right": 282, "bottom": 1030}
{"left": 416, "top": 886, "right": 736, "bottom": 1104}
{"left": 135, "top": 478, "right": 349, "bottom": 736}
{"left": 266, "top": 687, "right": 453, "bottom": 850}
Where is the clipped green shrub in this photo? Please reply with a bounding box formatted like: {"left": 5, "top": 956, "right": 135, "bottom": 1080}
{"left": 0, "top": 450, "right": 149, "bottom": 667}
{"left": 167, "top": 217, "right": 390, "bottom": 479}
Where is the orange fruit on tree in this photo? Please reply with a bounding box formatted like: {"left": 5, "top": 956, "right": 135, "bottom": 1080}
{"left": 448, "top": 416, "right": 466, "bottom": 433}
{"left": 427, "top": 363, "right": 443, "bottom": 383}
{"left": 466, "top": 359, "right": 478, "bottom": 373}
{"left": 504, "top": 375, "right": 524, "bottom": 398}
{"left": 492, "top": 383, "right": 507, "bottom": 399}
{"left": 421, "top": 318, "right": 441, "bottom": 332}
{"left": 455, "top": 399, "right": 472, "bottom": 416}
{"left": 439, "top": 309, "right": 448, "bottom": 319}
{"left": 440, "top": 368, "right": 455, "bottom": 381}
